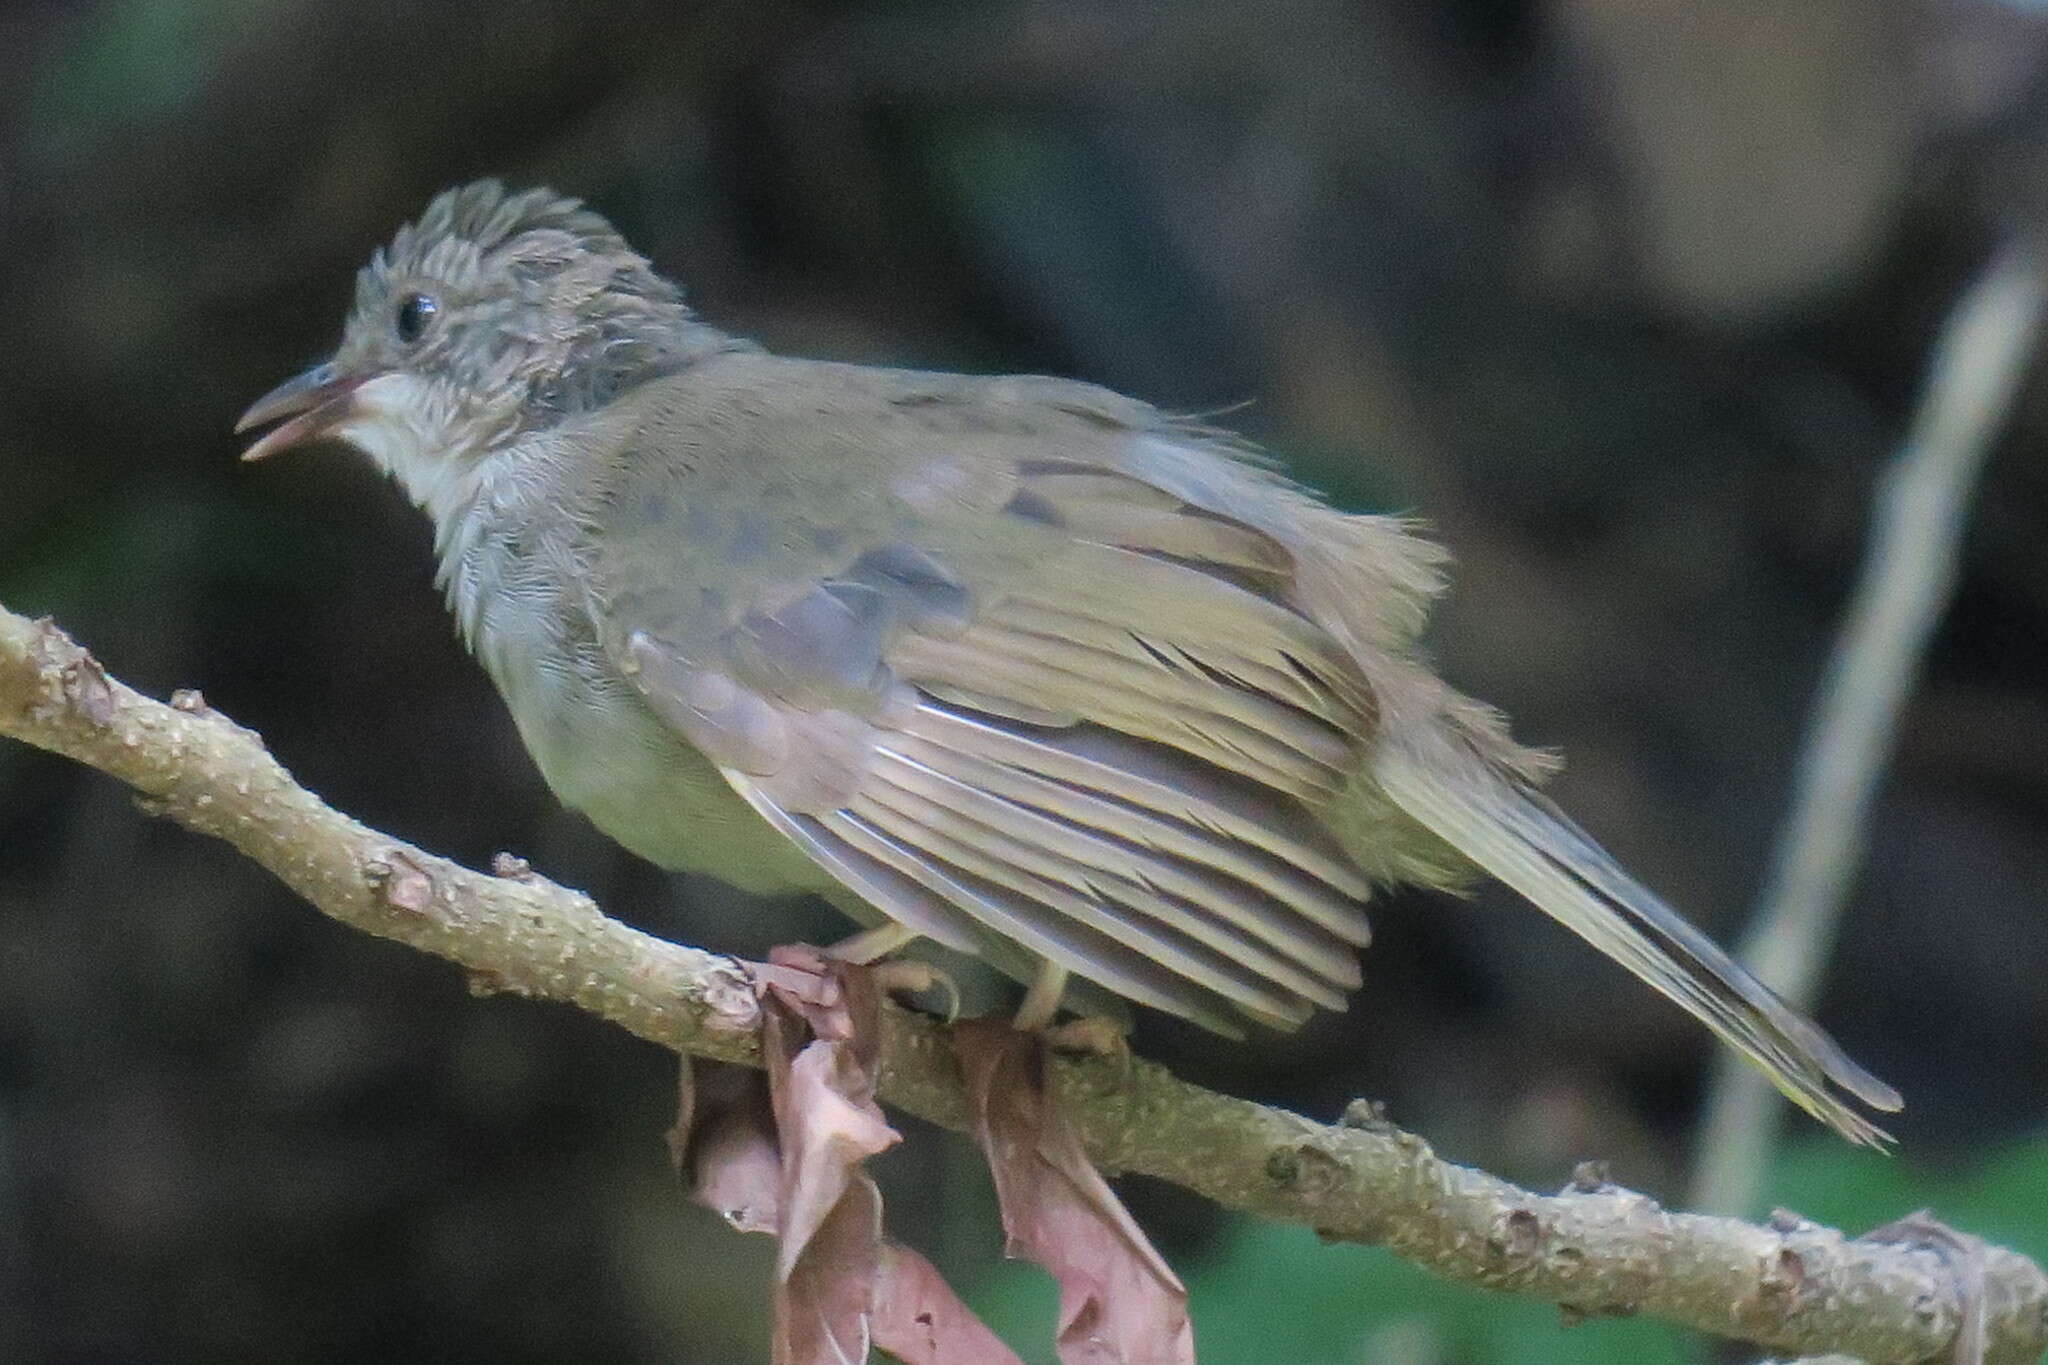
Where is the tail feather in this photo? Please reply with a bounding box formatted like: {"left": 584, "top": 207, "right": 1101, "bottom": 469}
{"left": 1372, "top": 746, "right": 1901, "bottom": 1146}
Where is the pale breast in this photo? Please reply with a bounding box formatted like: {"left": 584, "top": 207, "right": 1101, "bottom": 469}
{"left": 445, "top": 457, "right": 837, "bottom": 898}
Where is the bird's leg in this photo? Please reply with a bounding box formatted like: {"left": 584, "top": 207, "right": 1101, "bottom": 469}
{"left": 823, "top": 921, "right": 919, "bottom": 964}
{"left": 1012, "top": 959, "right": 1070, "bottom": 1032}
{"left": 1017, "top": 957, "right": 1128, "bottom": 1062}
{"left": 820, "top": 921, "right": 959, "bottom": 1021}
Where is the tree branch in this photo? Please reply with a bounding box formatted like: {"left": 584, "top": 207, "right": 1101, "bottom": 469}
{"left": 2, "top": 603, "right": 2041, "bottom": 1365}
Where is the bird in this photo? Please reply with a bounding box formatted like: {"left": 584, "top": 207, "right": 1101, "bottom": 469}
{"left": 237, "top": 180, "right": 1900, "bottom": 1144}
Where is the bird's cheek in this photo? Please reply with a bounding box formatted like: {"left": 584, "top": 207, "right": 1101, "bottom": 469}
{"left": 323, "top": 372, "right": 473, "bottom": 504}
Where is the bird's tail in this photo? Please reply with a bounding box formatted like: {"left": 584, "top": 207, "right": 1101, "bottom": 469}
{"left": 1371, "top": 745, "right": 1902, "bottom": 1146}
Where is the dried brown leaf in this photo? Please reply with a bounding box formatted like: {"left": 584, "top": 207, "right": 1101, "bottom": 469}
{"left": 954, "top": 1020, "right": 1196, "bottom": 1365}
{"left": 680, "top": 964, "right": 1028, "bottom": 1364}
{"left": 873, "top": 1241, "right": 1028, "bottom": 1365}
{"left": 665, "top": 1054, "right": 696, "bottom": 1179}
{"left": 687, "top": 1063, "right": 783, "bottom": 1236}
{"left": 769, "top": 1017, "right": 900, "bottom": 1278}
{"left": 777, "top": 1168, "right": 884, "bottom": 1364}
{"left": 686, "top": 999, "right": 889, "bottom": 1362}
{"left": 762, "top": 963, "right": 895, "bottom": 1276}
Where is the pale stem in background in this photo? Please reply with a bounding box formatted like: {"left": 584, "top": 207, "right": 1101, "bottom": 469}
{"left": 1691, "top": 243, "right": 2048, "bottom": 1218}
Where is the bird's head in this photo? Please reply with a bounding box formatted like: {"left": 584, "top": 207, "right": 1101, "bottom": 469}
{"left": 236, "top": 181, "right": 696, "bottom": 507}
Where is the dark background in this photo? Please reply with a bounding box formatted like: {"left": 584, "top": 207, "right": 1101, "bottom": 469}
{"left": 4, "top": 1, "right": 2048, "bottom": 1360}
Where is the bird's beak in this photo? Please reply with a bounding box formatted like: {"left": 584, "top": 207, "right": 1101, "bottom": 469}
{"left": 235, "top": 362, "right": 369, "bottom": 462}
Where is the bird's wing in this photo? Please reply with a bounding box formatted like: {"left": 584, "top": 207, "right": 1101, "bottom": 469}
{"left": 582, "top": 362, "right": 1384, "bottom": 1036}
{"left": 580, "top": 359, "right": 1899, "bottom": 1145}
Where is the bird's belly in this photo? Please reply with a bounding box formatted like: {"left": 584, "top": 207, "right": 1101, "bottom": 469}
{"left": 492, "top": 643, "right": 835, "bottom": 898}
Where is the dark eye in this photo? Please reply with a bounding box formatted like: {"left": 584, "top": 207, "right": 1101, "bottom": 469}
{"left": 395, "top": 292, "right": 438, "bottom": 343}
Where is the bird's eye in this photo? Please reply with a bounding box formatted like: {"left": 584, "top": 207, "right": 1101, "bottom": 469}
{"left": 395, "top": 292, "right": 439, "bottom": 343}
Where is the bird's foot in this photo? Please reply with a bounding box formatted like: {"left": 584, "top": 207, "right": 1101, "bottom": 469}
{"left": 1044, "top": 1012, "right": 1130, "bottom": 1060}
{"left": 871, "top": 958, "right": 961, "bottom": 1023}
{"left": 815, "top": 922, "right": 961, "bottom": 1022}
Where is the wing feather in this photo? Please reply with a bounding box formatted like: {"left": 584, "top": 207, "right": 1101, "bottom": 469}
{"left": 848, "top": 783, "right": 1314, "bottom": 1028}
{"left": 894, "top": 632, "right": 1343, "bottom": 797}
{"left": 985, "top": 598, "right": 1348, "bottom": 720}
{"left": 903, "top": 703, "right": 1373, "bottom": 907}
{"left": 813, "top": 807, "right": 1251, "bottom": 1036}
{"left": 865, "top": 746, "right": 1350, "bottom": 1007}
